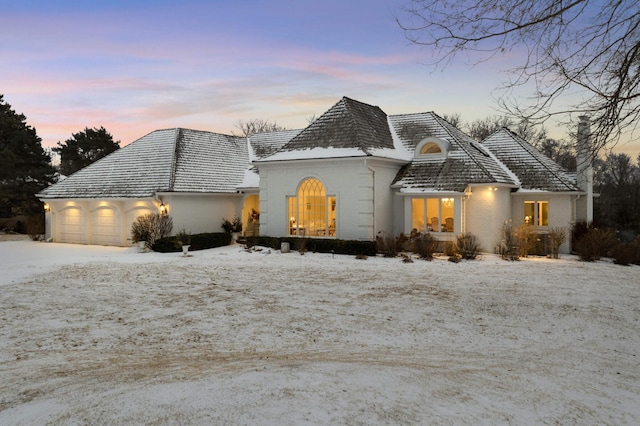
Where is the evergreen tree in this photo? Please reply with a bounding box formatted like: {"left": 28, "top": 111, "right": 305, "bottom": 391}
{"left": 0, "top": 95, "right": 56, "bottom": 216}
{"left": 54, "top": 126, "right": 120, "bottom": 176}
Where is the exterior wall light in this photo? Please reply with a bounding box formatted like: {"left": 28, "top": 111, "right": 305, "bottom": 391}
{"left": 43, "top": 203, "right": 51, "bottom": 212}
{"left": 159, "top": 202, "right": 167, "bottom": 216}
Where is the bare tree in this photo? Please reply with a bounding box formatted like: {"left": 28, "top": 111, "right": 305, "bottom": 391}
{"left": 398, "top": 0, "right": 640, "bottom": 153}
{"left": 467, "top": 115, "right": 513, "bottom": 141}
{"left": 233, "top": 119, "right": 286, "bottom": 138}
{"left": 441, "top": 113, "right": 462, "bottom": 128}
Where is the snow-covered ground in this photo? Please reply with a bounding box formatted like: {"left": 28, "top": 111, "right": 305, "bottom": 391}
{"left": 0, "top": 239, "right": 638, "bottom": 425}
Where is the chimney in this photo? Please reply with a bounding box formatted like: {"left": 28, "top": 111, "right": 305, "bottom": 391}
{"left": 576, "top": 116, "right": 593, "bottom": 223}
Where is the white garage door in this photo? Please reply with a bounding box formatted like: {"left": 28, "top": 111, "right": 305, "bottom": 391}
{"left": 59, "top": 207, "right": 87, "bottom": 244}
{"left": 91, "top": 207, "right": 122, "bottom": 246}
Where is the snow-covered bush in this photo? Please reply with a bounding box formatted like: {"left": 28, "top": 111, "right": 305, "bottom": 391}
{"left": 131, "top": 213, "right": 173, "bottom": 249}
{"left": 456, "top": 233, "right": 480, "bottom": 260}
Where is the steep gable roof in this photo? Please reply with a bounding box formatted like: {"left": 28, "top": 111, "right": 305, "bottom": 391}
{"left": 482, "top": 128, "right": 579, "bottom": 192}
{"left": 39, "top": 128, "right": 247, "bottom": 199}
{"left": 389, "top": 112, "right": 517, "bottom": 192}
{"left": 259, "top": 97, "right": 396, "bottom": 161}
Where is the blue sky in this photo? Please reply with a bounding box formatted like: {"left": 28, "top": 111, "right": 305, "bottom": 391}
{"left": 2, "top": 0, "right": 638, "bottom": 158}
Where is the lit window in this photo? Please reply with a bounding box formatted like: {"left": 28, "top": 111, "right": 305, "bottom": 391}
{"left": 411, "top": 197, "right": 455, "bottom": 233}
{"left": 420, "top": 142, "right": 442, "bottom": 155}
{"left": 524, "top": 201, "right": 548, "bottom": 226}
{"left": 288, "top": 178, "right": 336, "bottom": 237}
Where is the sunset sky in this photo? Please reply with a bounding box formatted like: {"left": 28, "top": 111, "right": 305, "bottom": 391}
{"left": 2, "top": 0, "right": 639, "bottom": 158}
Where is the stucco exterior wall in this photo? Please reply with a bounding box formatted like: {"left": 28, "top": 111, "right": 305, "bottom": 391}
{"left": 465, "top": 185, "right": 512, "bottom": 253}
{"left": 257, "top": 158, "right": 402, "bottom": 240}
{"left": 511, "top": 193, "right": 574, "bottom": 254}
{"left": 160, "top": 193, "right": 242, "bottom": 235}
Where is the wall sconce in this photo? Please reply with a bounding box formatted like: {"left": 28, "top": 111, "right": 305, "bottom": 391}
{"left": 159, "top": 202, "right": 167, "bottom": 216}
{"left": 489, "top": 186, "right": 498, "bottom": 192}
{"left": 43, "top": 203, "right": 51, "bottom": 212}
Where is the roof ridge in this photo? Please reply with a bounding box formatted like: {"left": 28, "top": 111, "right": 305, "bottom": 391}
{"left": 341, "top": 97, "right": 367, "bottom": 154}
{"left": 168, "top": 128, "right": 181, "bottom": 191}
{"left": 499, "top": 128, "right": 576, "bottom": 188}
{"left": 433, "top": 113, "right": 501, "bottom": 183}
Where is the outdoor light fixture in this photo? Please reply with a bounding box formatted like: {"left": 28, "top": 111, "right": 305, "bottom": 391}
{"left": 43, "top": 203, "right": 50, "bottom": 212}
{"left": 159, "top": 202, "right": 167, "bottom": 215}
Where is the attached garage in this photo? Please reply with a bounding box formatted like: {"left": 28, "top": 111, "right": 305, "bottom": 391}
{"left": 58, "top": 206, "right": 87, "bottom": 244}
{"left": 90, "top": 206, "right": 122, "bottom": 246}
{"left": 38, "top": 128, "right": 250, "bottom": 247}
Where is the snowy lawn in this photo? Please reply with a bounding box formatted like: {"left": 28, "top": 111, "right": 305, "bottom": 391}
{"left": 0, "top": 239, "right": 638, "bottom": 425}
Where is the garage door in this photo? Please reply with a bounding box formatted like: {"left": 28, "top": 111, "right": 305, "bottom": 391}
{"left": 59, "top": 207, "right": 87, "bottom": 244}
{"left": 91, "top": 207, "right": 122, "bottom": 246}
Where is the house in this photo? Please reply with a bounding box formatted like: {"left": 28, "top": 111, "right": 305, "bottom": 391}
{"left": 38, "top": 97, "right": 593, "bottom": 253}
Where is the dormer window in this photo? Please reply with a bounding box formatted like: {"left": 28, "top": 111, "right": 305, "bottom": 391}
{"left": 420, "top": 142, "right": 441, "bottom": 154}
{"left": 415, "top": 138, "right": 449, "bottom": 159}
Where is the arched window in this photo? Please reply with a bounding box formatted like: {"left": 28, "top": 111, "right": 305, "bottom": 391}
{"left": 420, "top": 142, "right": 442, "bottom": 154}
{"left": 415, "top": 138, "right": 449, "bottom": 158}
{"left": 288, "top": 178, "right": 336, "bottom": 237}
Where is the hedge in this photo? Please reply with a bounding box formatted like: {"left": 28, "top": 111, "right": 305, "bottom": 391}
{"left": 152, "top": 232, "right": 231, "bottom": 253}
{"left": 256, "top": 236, "right": 377, "bottom": 256}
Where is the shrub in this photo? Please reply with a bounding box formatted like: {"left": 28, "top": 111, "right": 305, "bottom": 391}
{"left": 498, "top": 220, "right": 519, "bottom": 261}
{"left": 574, "top": 227, "right": 618, "bottom": 261}
{"left": 175, "top": 229, "right": 191, "bottom": 246}
{"left": 412, "top": 232, "right": 438, "bottom": 260}
{"left": 515, "top": 224, "right": 537, "bottom": 257}
{"left": 151, "top": 236, "right": 181, "bottom": 253}
{"left": 456, "top": 233, "right": 480, "bottom": 260}
{"left": 131, "top": 213, "right": 173, "bottom": 249}
{"left": 221, "top": 216, "right": 242, "bottom": 233}
{"left": 376, "top": 231, "right": 401, "bottom": 258}
{"left": 256, "top": 236, "right": 377, "bottom": 257}
{"left": 152, "top": 232, "right": 231, "bottom": 253}
{"left": 611, "top": 242, "right": 637, "bottom": 266}
{"left": 189, "top": 232, "right": 231, "bottom": 250}
{"left": 26, "top": 213, "right": 45, "bottom": 241}
{"left": 548, "top": 227, "right": 568, "bottom": 259}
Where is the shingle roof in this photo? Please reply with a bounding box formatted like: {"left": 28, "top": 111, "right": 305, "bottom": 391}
{"left": 260, "top": 97, "right": 395, "bottom": 161}
{"left": 39, "top": 128, "right": 248, "bottom": 199}
{"left": 249, "top": 129, "right": 302, "bottom": 160}
{"left": 482, "top": 128, "right": 579, "bottom": 192}
{"left": 389, "top": 112, "right": 517, "bottom": 192}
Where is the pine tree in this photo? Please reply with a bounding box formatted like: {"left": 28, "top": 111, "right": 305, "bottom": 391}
{"left": 0, "top": 95, "right": 56, "bottom": 216}
{"left": 54, "top": 126, "right": 120, "bottom": 176}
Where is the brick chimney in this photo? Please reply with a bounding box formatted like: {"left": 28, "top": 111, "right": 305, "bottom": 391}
{"left": 575, "top": 116, "right": 593, "bottom": 222}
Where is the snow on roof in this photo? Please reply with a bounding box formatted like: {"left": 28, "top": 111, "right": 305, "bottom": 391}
{"left": 39, "top": 128, "right": 248, "bottom": 199}
{"left": 257, "top": 97, "right": 398, "bottom": 162}
{"left": 249, "top": 129, "right": 302, "bottom": 161}
{"left": 389, "top": 112, "right": 517, "bottom": 192}
{"left": 482, "top": 128, "right": 579, "bottom": 192}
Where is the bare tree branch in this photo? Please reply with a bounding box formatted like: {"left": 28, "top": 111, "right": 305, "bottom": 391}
{"left": 398, "top": 0, "right": 640, "bottom": 153}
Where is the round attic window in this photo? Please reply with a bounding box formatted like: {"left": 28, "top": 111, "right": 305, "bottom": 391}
{"left": 415, "top": 138, "right": 449, "bottom": 158}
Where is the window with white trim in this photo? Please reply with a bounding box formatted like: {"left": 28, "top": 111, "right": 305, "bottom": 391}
{"left": 288, "top": 178, "right": 336, "bottom": 237}
{"left": 411, "top": 197, "right": 455, "bottom": 233}
{"left": 524, "top": 201, "right": 548, "bottom": 226}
